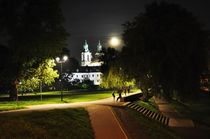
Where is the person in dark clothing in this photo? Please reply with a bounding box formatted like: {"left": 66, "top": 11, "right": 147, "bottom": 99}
{"left": 112, "top": 91, "right": 115, "bottom": 101}
{"left": 128, "top": 86, "right": 131, "bottom": 94}
{"left": 122, "top": 86, "right": 126, "bottom": 96}
{"left": 116, "top": 89, "right": 123, "bottom": 101}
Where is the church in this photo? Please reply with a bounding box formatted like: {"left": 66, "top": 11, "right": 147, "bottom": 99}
{"left": 68, "top": 40, "right": 104, "bottom": 85}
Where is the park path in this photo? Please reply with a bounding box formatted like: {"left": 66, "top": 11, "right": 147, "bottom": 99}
{"left": 87, "top": 105, "right": 128, "bottom": 139}
{"left": 0, "top": 97, "right": 129, "bottom": 139}
{"left": 0, "top": 97, "right": 115, "bottom": 114}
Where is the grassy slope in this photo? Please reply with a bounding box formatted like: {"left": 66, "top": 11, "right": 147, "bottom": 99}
{"left": 171, "top": 97, "right": 210, "bottom": 126}
{"left": 126, "top": 108, "right": 180, "bottom": 139}
{"left": 0, "top": 108, "right": 94, "bottom": 139}
{"left": 134, "top": 98, "right": 159, "bottom": 112}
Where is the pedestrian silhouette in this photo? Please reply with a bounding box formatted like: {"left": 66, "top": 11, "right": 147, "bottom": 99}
{"left": 128, "top": 86, "right": 131, "bottom": 94}
{"left": 123, "top": 86, "right": 127, "bottom": 96}
{"left": 116, "top": 89, "right": 123, "bottom": 101}
{"left": 112, "top": 91, "right": 115, "bottom": 101}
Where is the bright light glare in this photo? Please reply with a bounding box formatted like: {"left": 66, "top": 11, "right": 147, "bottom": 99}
{"left": 63, "top": 55, "right": 68, "bottom": 61}
{"left": 109, "top": 37, "right": 120, "bottom": 47}
{"left": 55, "top": 57, "right": 60, "bottom": 62}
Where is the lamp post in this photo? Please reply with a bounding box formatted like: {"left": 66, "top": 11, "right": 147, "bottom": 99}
{"left": 56, "top": 55, "right": 68, "bottom": 101}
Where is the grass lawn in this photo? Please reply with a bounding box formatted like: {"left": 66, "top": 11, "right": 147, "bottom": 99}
{"left": 134, "top": 97, "right": 159, "bottom": 112}
{"left": 171, "top": 94, "right": 210, "bottom": 126}
{"left": 0, "top": 90, "right": 113, "bottom": 111}
{"left": 0, "top": 108, "right": 94, "bottom": 139}
{"left": 125, "top": 108, "right": 180, "bottom": 139}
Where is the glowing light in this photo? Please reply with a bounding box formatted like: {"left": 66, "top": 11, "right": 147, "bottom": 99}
{"left": 56, "top": 56, "right": 68, "bottom": 62}
{"left": 109, "top": 37, "right": 121, "bottom": 47}
{"left": 63, "top": 55, "right": 68, "bottom": 61}
{"left": 55, "top": 57, "right": 60, "bottom": 62}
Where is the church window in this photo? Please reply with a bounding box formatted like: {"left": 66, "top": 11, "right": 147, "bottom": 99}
{"left": 82, "top": 54, "right": 84, "bottom": 61}
{"left": 87, "top": 55, "right": 89, "bottom": 61}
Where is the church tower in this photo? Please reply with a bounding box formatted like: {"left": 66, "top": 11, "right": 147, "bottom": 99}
{"left": 81, "top": 40, "right": 92, "bottom": 66}
{"left": 95, "top": 40, "right": 103, "bottom": 57}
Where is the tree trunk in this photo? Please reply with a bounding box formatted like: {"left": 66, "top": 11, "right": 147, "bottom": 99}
{"left": 9, "top": 80, "right": 18, "bottom": 101}
{"left": 40, "top": 81, "right": 42, "bottom": 92}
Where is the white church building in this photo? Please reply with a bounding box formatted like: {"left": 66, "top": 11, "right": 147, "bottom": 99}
{"left": 68, "top": 40, "right": 103, "bottom": 85}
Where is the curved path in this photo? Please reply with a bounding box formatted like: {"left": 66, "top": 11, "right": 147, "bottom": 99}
{"left": 0, "top": 97, "right": 128, "bottom": 139}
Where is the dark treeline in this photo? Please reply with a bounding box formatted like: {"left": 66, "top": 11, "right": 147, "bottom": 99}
{"left": 116, "top": 1, "right": 209, "bottom": 101}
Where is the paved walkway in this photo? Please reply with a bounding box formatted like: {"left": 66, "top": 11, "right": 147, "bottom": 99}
{"left": 0, "top": 97, "right": 117, "bottom": 114}
{"left": 87, "top": 105, "right": 128, "bottom": 139}
{"left": 153, "top": 96, "right": 194, "bottom": 127}
{"left": 0, "top": 97, "right": 129, "bottom": 139}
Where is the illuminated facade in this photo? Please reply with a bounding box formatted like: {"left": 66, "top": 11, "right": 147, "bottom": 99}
{"left": 81, "top": 40, "right": 103, "bottom": 67}
{"left": 69, "top": 40, "right": 103, "bottom": 85}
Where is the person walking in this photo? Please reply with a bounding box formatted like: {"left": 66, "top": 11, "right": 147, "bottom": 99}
{"left": 112, "top": 91, "right": 116, "bottom": 101}
{"left": 128, "top": 85, "right": 131, "bottom": 94}
{"left": 123, "top": 86, "right": 127, "bottom": 96}
{"left": 116, "top": 89, "right": 122, "bottom": 102}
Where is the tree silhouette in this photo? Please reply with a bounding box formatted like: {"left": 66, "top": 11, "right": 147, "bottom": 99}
{"left": 0, "top": 0, "right": 68, "bottom": 100}
{"left": 121, "top": 1, "right": 208, "bottom": 101}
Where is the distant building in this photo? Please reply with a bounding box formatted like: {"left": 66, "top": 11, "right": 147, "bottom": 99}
{"left": 68, "top": 40, "right": 104, "bottom": 85}
{"left": 81, "top": 40, "right": 103, "bottom": 67}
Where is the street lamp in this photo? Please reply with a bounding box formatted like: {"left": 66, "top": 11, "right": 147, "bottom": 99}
{"left": 56, "top": 55, "right": 68, "bottom": 101}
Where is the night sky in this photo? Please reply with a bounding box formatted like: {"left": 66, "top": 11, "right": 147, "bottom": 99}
{"left": 61, "top": 0, "right": 210, "bottom": 60}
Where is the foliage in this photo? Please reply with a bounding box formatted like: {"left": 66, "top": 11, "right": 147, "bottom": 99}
{"left": 68, "top": 57, "right": 80, "bottom": 73}
{"left": 78, "top": 79, "right": 94, "bottom": 89}
{"left": 0, "top": 45, "right": 12, "bottom": 89}
{"left": 101, "top": 47, "right": 119, "bottom": 73}
{"left": 100, "top": 47, "right": 136, "bottom": 89}
{"left": 134, "top": 98, "right": 159, "bottom": 112}
{"left": 120, "top": 1, "right": 208, "bottom": 101}
{"left": 18, "top": 59, "right": 59, "bottom": 92}
{"left": 100, "top": 65, "right": 136, "bottom": 89}
{"left": 0, "top": 0, "right": 68, "bottom": 99}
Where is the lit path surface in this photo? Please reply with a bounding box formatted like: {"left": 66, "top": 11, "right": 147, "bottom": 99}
{"left": 0, "top": 92, "right": 132, "bottom": 114}
{"left": 87, "top": 105, "right": 128, "bottom": 139}
{"left": 0, "top": 93, "right": 137, "bottom": 139}
{"left": 0, "top": 97, "right": 117, "bottom": 114}
{"left": 0, "top": 97, "right": 128, "bottom": 138}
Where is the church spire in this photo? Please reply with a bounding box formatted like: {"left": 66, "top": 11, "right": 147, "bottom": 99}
{"left": 83, "top": 40, "right": 89, "bottom": 52}
{"left": 97, "top": 40, "right": 102, "bottom": 52}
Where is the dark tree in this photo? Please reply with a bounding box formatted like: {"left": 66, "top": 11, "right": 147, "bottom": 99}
{"left": 121, "top": 1, "right": 208, "bottom": 101}
{"left": 101, "top": 47, "right": 119, "bottom": 73}
{"left": 67, "top": 57, "right": 80, "bottom": 73}
{"left": 0, "top": 0, "right": 68, "bottom": 100}
{"left": 0, "top": 45, "right": 12, "bottom": 92}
